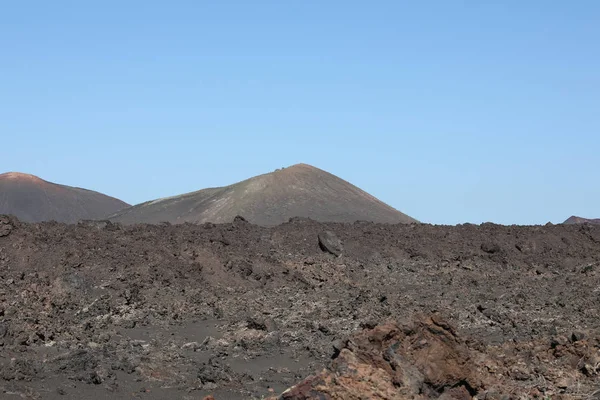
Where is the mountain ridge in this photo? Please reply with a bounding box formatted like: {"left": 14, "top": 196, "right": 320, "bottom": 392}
{"left": 564, "top": 215, "right": 600, "bottom": 225}
{"left": 0, "top": 172, "right": 130, "bottom": 223}
{"left": 109, "top": 163, "right": 417, "bottom": 225}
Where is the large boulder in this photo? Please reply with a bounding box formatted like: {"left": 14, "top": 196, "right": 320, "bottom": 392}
{"left": 318, "top": 231, "right": 343, "bottom": 257}
{"left": 275, "top": 316, "right": 480, "bottom": 400}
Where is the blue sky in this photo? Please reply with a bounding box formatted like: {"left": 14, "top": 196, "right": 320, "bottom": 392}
{"left": 1, "top": 1, "right": 598, "bottom": 225}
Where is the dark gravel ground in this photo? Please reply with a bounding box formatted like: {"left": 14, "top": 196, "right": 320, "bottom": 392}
{"left": 0, "top": 215, "right": 599, "bottom": 399}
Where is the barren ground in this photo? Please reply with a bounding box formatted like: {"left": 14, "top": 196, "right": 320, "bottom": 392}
{"left": 0, "top": 215, "right": 599, "bottom": 399}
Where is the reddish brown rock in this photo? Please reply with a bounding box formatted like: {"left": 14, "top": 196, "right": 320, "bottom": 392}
{"left": 271, "top": 316, "right": 600, "bottom": 400}
{"left": 274, "top": 316, "right": 485, "bottom": 400}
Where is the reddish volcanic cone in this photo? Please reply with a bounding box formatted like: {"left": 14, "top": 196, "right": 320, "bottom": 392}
{"left": 0, "top": 172, "right": 129, "bottom": 223}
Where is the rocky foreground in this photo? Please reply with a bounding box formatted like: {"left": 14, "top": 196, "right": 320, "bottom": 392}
{"left": 0, "top": 215, "right": 599, "bottom": 399}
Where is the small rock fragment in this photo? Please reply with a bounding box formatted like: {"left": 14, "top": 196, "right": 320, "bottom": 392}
{"left": 481, "top": 242, "right": 501, "bottom": 254}
{"left": 0, "top": 216, "right": 12, "bottom": 237}
{"left": 182, "top": 342, "right": 201, "bottom": 351}
{"left": 233, "top": 215, "right": 248, "bottom": 223}
{"left": 331, "top": 339, "right": 345, "bottom": 358}
{"left": 550, "top": 336, "right": 568, "bottom": 348}
{"left": 571, "top": 331, "right": 586, "bottom": 342}
{"left": 246, "top": 316, "right": 276, "bottom": 332}
{"left": 556, "top": 377, "right": 572, "bottom": 389}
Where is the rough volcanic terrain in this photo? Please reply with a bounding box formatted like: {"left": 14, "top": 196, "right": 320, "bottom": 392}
{"left": 564, "top": 216, "right": 600, "bottom": 225}
{"left": 0, "top": 172, "right": 129, "bottom": 223}
{"left": 108, "top": 164, "right": 417, "bottom": 225}
{"left": 0, "top": 215, "right": 599, "bottom": 399}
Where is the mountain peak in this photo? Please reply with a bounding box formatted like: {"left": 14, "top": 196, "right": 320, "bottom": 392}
{"left": 0, "top": 172, "right": 130, "bottom": 223}
{"left": 0, "top": 172, "right": 44, "bottom": 183}
{"left": 286, "top": 163, "right": 317, "bottom": 170}
{"left": 564, "top": 216, "right": 600, "bottom": 225}
{"left": 110, "top": 165, "right": 417, "bottom": 226}
{"left": 274, "top": 163, "right": 321, "bottom": 174}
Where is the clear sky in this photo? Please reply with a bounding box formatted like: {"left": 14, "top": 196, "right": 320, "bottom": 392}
{"left": 1, "top": 1, "right": 598, "bottom": 225}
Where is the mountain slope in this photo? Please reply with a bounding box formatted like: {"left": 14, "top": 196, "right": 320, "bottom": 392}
{"left": 0, "top": 172, "right": 129, "bottom": 223}
{"left": 109, "top": 164, "right": 417, "bottom": 225}
{"left": 564, "top": 216, "right": 600, "bottom": 225}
